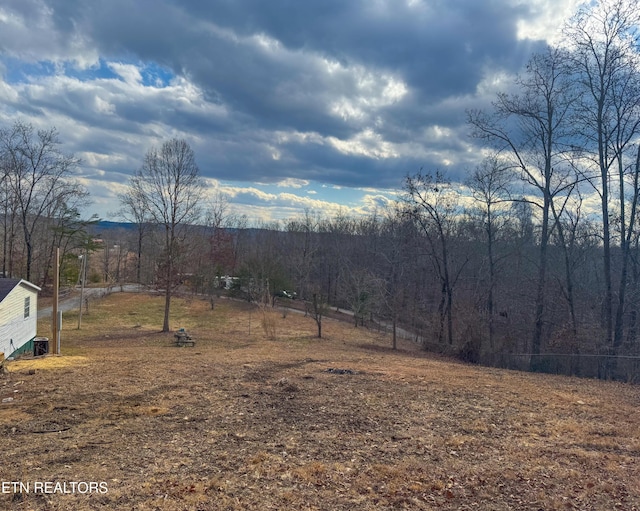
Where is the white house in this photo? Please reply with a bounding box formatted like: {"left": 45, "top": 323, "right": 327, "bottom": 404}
{"left": 0, "top": 278, "right": 41, "bottom": 358}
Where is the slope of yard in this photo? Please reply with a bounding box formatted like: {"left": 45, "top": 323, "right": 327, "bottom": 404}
{"left": 1, "top": 293, "right": 639, "bottom": 510}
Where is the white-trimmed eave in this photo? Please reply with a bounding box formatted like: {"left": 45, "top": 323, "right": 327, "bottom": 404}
{"left": 16, "top": 279, "right": 41, "bottom": 293}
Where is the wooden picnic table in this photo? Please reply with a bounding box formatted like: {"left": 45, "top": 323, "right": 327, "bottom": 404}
{"left": 174, "top": 329, "right": 195, "bottom": 347}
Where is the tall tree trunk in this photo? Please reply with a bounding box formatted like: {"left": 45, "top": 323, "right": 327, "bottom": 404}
{"left": 137, "top": 226, "right": 143, "bottom": 284}
{"left": 24, "top": 229, "right": 32, "bottom": 282}
{"left": 550, "top": 201, "right": 578, "bottom": 339}
{"left": 2, "top": 195, "right": 8, "bottom": 278}
{"left": 163, "top": 257, "right": 172, "bottom": 332}
{"left": 531, "top": 193, "right": 550, "bottom": 359}
{"left": 486, "top": 206, "right": 496, "bottom": 350}
{"left": 446, "top": 283, "right": 453, "bottom": 346}
{"left": 440, "top": 229, "right": 454, "bottom": 345}
{"left": 392, "top": 315, "right": 397, "bottom": 350}
{"left": 613, "top": 147, "right": 640, "bottom": 350}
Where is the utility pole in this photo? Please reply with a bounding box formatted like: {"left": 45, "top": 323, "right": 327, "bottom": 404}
{"left": 78, "top": 251, "right": 86, "bottom": 329}
{"left": 52, "top": 247, "right": 59, "bottom": 354}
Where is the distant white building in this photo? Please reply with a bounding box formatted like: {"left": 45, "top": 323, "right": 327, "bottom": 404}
{"left": 220, "top": 275, "right": 239, "bottom": 289}
{"left": 0, "top": 279, "right": 41, "bottom": 358}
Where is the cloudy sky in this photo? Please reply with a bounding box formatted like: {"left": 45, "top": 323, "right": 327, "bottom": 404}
{"left": 0, "top": 0, "right": 582, "bottom": 222}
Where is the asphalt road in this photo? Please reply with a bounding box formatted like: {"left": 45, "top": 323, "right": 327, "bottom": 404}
{"left": 37, "top": 285, "right": 142, "bottom": 319}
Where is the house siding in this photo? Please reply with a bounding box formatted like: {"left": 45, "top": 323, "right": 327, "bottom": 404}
{"left": 0, "top": 282, "right": 39, "bottom": 358}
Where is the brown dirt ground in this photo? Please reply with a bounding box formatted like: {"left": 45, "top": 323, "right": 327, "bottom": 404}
{"left": 1, "top": 293, "right": 639, "bottom": 510}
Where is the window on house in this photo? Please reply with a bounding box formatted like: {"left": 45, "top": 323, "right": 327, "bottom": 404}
{"left": 24, "top": 297, "right": 30, "bottom": 319}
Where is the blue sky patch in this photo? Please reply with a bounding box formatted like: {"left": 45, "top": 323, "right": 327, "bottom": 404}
{"left": 1, "top": 57, "right": 56, "bottom": 84}
{"left": 139, "top": 62, "right": 175, "bottom": 88}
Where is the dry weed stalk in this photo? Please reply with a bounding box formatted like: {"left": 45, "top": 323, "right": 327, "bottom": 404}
{"left": 261, "top": 308, "right": 278, "bottom": 340}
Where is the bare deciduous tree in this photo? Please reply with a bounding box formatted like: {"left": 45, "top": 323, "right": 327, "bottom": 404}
{"left": 116, "top": 176, "right": 151, "bottom": 284}
{"left": 307, "top": 291, "right": 328, "bottom": 338}
{"left": 564, "top": 0, "right": 640, "bottom": 355}
{"left": 339, "top": 266, "right": 384, "bottom": 328}
{"left": 403, "top": 170, "right": 464, "bottom": 346}
{"left": 0, "top": 121, "right": 81, "bottom": 283}
{"left": 124, "top": 138, "right": 203, "bottom": 332}
{"left": 466, "top": 155, "right": 513, "bottom": 350}
{"left": 469, "top": 46, "right": 578, "bottom": 358}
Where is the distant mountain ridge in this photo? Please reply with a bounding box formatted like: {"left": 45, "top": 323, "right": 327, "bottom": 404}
{"left": 93, "top": 220, "right": 136, "bottom": 232}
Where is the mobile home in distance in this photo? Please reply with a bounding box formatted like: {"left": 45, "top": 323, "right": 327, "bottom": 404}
{"left": 0, "top": 279, "right": 41, "bottom": 359}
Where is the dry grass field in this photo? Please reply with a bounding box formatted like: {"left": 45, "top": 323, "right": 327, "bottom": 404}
{"left": 1, "top": 292, "right": 639, "bottom": 510}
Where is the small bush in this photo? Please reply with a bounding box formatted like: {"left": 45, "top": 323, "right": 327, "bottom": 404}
{"left": 458, "top": 339, "right": 480, "bottom": 364}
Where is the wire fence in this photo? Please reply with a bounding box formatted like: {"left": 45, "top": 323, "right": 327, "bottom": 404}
{"left": 488, "top": 353, "right": 640, "bottom": 382}
{"left": 375, "top": 320, "right": 640, "bottom": 382}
